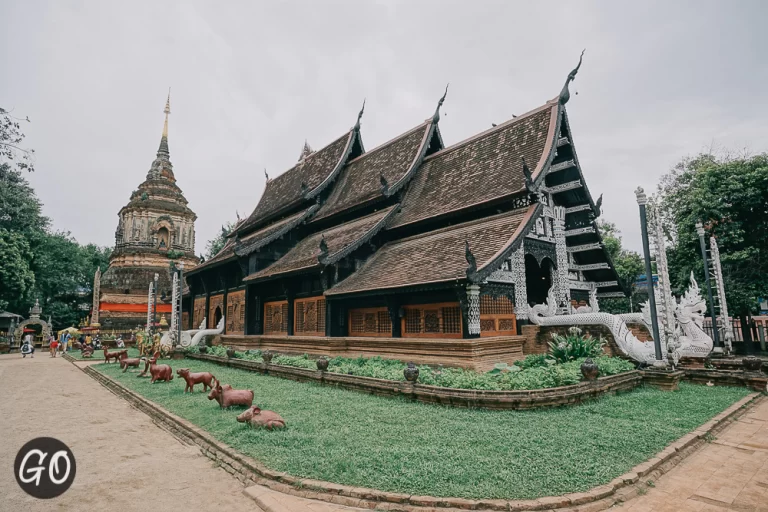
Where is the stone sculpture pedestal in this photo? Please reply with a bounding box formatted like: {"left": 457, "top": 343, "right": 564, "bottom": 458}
{"left": 641, "top": 370, "right": 685, "bottom": 391}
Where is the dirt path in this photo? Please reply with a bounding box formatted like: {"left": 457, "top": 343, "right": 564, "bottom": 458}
{"left": 0, "top": 353, "right": 259, "bottom": 511}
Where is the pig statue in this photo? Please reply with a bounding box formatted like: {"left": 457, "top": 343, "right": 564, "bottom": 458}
{"left": 207, "top": 380, "right": 253, "bottom": 409}
{"left": 236, "top": 405, "right": 286, "bottom": 430}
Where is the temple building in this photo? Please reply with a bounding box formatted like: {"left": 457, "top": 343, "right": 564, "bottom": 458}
{"left": 96, "top": 93, "right": 199, "bottom": 331}
{"left": 185, "top": 61, "right": 625, "bottom": 355}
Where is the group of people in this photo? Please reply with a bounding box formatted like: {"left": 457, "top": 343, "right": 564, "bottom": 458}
{"left": 22, "top": 331, "right": 126, "bottom": 359}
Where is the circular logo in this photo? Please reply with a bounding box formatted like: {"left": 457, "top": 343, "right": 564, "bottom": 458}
{"left": 14, "top": 437, "right": 76, "bottom": 499}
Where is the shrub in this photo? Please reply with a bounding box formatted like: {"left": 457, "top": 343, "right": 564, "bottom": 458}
{"left": 548, "top": 327, "right": 606, "bottom": 363}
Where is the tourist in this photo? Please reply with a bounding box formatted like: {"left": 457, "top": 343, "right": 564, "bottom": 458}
{"left": 49, "top": 337, "right": 58, "bottom": 357}
{"left": 115, "top": 335, "right": 125, "bottom": 348}
{"left": 21, "top": 339, "right": 34, "bottom": 358}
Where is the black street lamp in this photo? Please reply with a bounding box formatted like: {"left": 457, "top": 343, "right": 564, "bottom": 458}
{"left": 635, "top": 187, "right": 664, "bottom": 364}
{"left": 177, "top": 261, "right": 184, "bottom": 345}
{"left": 695, "top": 221, "right": 722, "bottom": 351}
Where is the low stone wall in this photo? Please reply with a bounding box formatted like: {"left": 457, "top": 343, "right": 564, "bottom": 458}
{"left": 187, "top": 353, "right": 642, "bottom": 410}
{"left": 682, "top": 368, "right": 768, "bottom": 392}
{"left": 75, "top": 362, "right": 763, "bottom": 511}
{"left": 212, "top": 334, "right": 526, "bottom": 372}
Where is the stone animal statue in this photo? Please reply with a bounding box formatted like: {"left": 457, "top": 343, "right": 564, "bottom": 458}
{"left": 191, "top": 316, "right": 225, "bottom": 347}
{"left": 176, "top": 368, "right": 216, "bottom": 392}
{"left": 145, "top": 357, "right": 173, "bottom": 383}
{"left": 236, "top": 405, "right": 286, "bottom": 430}
{"left": 138, "top": 352, "right": 161, "bottom": 377}
{"left": 81, "top": 345, "right": 94, "bottom": 358}
{"left": 104, "top": 347, "right": 128, "bottom": 363}
{"left": 119, "top": 352, "right": 142, "bottom": 373}
{"left": 207, "top": 379, "right": 253, "bottom": 409}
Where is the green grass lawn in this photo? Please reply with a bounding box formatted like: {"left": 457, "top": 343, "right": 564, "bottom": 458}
{"left": 93, "top": 358, "right": 750, "bottom": 500}
{"left": 69, "top": 347, "right": 140, "bottom": 360}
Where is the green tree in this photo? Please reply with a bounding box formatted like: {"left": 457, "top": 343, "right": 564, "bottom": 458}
{"left": 598, "top": 220, "right": 646, "bottom": 314}
{"left": 0, "top": 229, "right": 35, "bottom": 311}
{"left": 656, "top": 152, "right": 768, "bottom": 323}
{"left": 0, "top": 107, "right": 35, "bottom": 173}
{"left": 205, "top": 221, "right": 236, "bottom": 259}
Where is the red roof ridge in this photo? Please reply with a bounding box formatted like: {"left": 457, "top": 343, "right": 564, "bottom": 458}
{"left": 422, "top": 100, "right": 557, "bottom": 164}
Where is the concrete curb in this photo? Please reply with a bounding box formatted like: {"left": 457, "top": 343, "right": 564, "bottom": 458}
{"left": 71, "top": 358, "right": 762, "bottom": 511}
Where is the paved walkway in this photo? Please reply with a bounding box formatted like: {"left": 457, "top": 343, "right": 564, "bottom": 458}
{"left": 0, "top": 353, "right": 258, "bottom": 511}
{"left": 622, "top": 398, "right": 768, "bottom": 512}
{"left": 2, "top": 353, "right": 767, "bottom": 512}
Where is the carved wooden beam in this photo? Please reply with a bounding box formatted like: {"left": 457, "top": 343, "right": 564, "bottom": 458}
{"left": 549, "top": 159, "right": 576, "bottom": 173}
{"left": 547, "top": 179, "right": 582, "bottom": 194}
{"left": 593, "top": 280, "right": 619, "bottom": 288}
{"left": 567, "top": 242, "right": 602, "bottom": 253}
{"left": 564, "top": 204, "right": 592, "bottom": 214}
{"left": 569, "top": 263, "right": 610, "bottom": 271}
{"left": 597, "top": 291, "right": 626, "bottom": 298}
{"left": 564, "top": 226, "right": 596, "bottom": 237}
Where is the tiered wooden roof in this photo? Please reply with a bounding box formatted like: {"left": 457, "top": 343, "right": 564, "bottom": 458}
{"left": 190, "top": 65, "right": 627, "bottom": 299}
{"left": 326, "top": 206, "right": 538, "bottom": 296}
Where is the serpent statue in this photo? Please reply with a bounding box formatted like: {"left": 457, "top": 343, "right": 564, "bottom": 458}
{"left": 528, "top": 272, "right": 712, "bottom": 364}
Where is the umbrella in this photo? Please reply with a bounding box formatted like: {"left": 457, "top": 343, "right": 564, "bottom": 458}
{"left": 58, "top": 326, "right": 81, "bottom": 336}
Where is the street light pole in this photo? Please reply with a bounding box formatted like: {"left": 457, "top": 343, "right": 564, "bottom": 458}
{"left": 695, "top": 221, "right": 722, "bottom": 351}
{"left": 635, "top": 187, "right": 664, "bottom": 364}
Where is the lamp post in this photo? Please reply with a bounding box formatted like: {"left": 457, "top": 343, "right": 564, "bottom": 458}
{"left": 152, "top": 273, "right": 159, "bottom": 334}
{"left": 695, "top": 221, "right": 722, "bottom": 351}
{"left": 635, "top": 187, "right": 664, "bottom": 364}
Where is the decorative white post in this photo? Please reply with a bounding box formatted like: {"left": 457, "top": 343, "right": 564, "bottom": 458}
{"left": 710, "top": 236, "right": 733, "bottom": 354}
{"left": 90, "top": 268, "right": 101, "bottom": 327}
{"left": 170, "top": 271, "right": 179, "bottom": 334}
{"left": 552, "top": 206, "right": 570, "bottom": 312}
{"left": 510, "top": 243, "right": 528, "bottom": 320}
{"left": 650, "top": 204, "right": 672, "bottom": 359}
{"left": 146, "top": 282, "right": 154, "bottom": 333}
{"left": 466, "top": 284, "right": 481, "bottom": 335}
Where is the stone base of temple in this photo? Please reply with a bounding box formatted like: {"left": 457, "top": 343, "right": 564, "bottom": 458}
{"left": 640, "top": 369, "right": 685, "bottom": 391}
{"left": 213, "top": 334, "right": 526, "bottom": 372}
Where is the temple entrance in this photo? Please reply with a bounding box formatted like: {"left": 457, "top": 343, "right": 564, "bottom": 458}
{"left": 213, "top": 305, "right": 223, "bottom": 328}
{"left": 525, "top": 255, "right": 554, "bottom": 306}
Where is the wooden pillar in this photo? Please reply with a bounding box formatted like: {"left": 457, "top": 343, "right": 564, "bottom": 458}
{"left": 285, "top": 287, "right": 295, "bottom": 336}
{"left": 325, "top": 299, "right": 333, "bottom": 337}
{"left": 387, "top": 296, "right": 402, "bottom": 338}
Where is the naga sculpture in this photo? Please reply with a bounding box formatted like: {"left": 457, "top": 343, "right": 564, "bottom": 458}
{"left": 160, "top": 318, "right": 206, "bottom": 349}
{"left": 236, "top": 406, "right": 286, "bottom": 430}
{"left": 176, "top": 368, "right": 216, "bottom": 392}
{"left": 528, "top": 273, "right": 713, "bottom": 364}
{"left": 207, "top": 379, "right": 253, "bottom": 409}
{"left": 119, "top": 352, "right": 142, "bottom": 373}
{"left": 190, "top": 316, "right": 225, "bottom": 347}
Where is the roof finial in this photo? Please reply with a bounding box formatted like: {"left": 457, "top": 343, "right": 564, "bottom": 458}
{"left": 353, "top": 99, "right": 366, "bottom": 132}
{"left": 464, "top": 240, "right": 477, "bottom": 276}
{"left": 521, "top": 156, "right": 533, "bottom": 190}
{"left": 158, "top": 88, "right": 171, "bottom": 156}
{"left": 433, "top": 83, "right": 449, "bottom": 123}
{"left": 299, "top": 139, "right": 314, "bottom": 161}
{"left": 558, "top": 50, "right": 585, "bottom": 105}
{"left": 264, "top": 168, "right": 269, "bottom": 181}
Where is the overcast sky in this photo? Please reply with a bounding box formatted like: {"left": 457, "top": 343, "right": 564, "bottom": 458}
{"left": 2, "top": 0, "right": 766, "bottom": 255}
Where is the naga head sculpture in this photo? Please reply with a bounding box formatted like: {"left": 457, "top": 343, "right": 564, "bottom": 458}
{"left": 677, "top": 272, "right": 707, "bottom": 326}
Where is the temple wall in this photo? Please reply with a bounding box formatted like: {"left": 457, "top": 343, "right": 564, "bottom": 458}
{"left": 212, "top": 334, "right": 526, "bottom": 372}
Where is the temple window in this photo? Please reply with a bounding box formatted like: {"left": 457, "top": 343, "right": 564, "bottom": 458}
{"left": 348, "top": 307, "right": 392, "bottom": 337}
{"left": 401, "top": 303, "right": 461, "bottom": 338}
{"left": 479, "top": 295, "right": 517, "bottom": 336}
{"left": 294, "top": 296, "right": 326, "bottom": 336}
{"left": 264, "top": 300, "right": 289, "bottom": 335}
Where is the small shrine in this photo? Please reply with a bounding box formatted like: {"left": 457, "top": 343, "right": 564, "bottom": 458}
{"left": 13, "top": 299, "right": 53, "bottom": 347}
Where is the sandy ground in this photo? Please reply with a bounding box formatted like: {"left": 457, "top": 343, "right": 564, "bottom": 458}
{"left": 0, "top": 353, "right": 258, "bottom": 511}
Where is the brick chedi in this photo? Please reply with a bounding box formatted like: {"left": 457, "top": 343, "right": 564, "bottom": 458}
{"left": 98, "top": 92, "right": 199, "bottom": 330}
